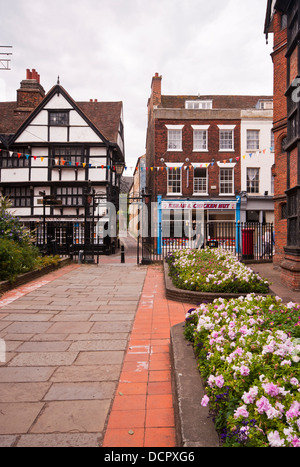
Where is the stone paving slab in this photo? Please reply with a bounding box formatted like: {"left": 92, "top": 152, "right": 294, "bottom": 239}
{"left": 0, "top": 263, "right": 147, "bottom": 447}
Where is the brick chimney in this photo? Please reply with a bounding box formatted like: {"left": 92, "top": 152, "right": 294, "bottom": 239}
{"left": 16, "top": 69, "right": 45, "bottom": 111}
{"left": 151, "top": 72, "right": 162, "bottom": 107}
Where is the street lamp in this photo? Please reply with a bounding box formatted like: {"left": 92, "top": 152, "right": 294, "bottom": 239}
{"left": 115, "top": 161, "right": 125, "bottom": 176}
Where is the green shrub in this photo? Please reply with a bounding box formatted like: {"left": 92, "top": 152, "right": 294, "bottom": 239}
{"left": 0, "top": 238, "right": 40, "bottom": 281}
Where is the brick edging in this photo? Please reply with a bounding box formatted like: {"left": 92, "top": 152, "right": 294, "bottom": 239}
{"left": 0, "top": 258, "right": 73, "bottom": 295}
{"left": 170, "top": 322, "right": 219, "bottom": 447}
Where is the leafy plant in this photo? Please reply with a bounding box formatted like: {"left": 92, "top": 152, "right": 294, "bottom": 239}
{"left": 0, "top": 196, "right": 60, "bottom": 282}
{"left": 167, "top": 248, "right": 270, "bottom": 294}
{"left": 185, "top": 294, "right": 300, "bottom": 447}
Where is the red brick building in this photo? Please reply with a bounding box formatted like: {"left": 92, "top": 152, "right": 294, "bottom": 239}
{"left": 265, "top": 0, "right": 300, "bottom": 290}
{"left": 146, "top": 73, "right": 273, "bottom": 247}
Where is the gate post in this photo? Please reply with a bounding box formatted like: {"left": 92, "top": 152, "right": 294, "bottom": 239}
{"left": 157, "top": 195, "right": 162, "bottom": 255}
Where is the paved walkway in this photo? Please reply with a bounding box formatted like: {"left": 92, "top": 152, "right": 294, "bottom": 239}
{"left": 1, "top": 248, "right": 299, "bottom": 448}
{"left": 248, "top": 262, "right": 300, "bottom": 304}
{"left": 0, "top": 261, "right": 148, "bottom": 447}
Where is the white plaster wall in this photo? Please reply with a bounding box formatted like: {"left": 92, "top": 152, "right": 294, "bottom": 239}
{"left": 49, "top": 126, "right": 68, "bottom": 142}
{"left": 90, "top": 147, "right": 107, "bottom": 157}
{"left": 1, "top": 168, "right": 29, "bottom": 182}
{"left": 30, "top": 110, "right": 48, "bottom": 125}
{"left": 30, "top": 147, "right": 49, "bottom": 182}
{"left": 241, "top": 115, "right": 274, "bottom": 195}
{"left": 44, "top": 94, "right": 73, "bottom": 110}
{"left": 15, "top": 126, "right": 48, "bottom": 143}
{"left": 70, "top": 126, "right": 102, "bottom": 142}
{"left": 88, "top": 168, "right": 106, "bottom": 182}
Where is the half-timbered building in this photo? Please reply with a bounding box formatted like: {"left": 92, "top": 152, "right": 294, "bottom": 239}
{"left": 0, "top": 70, "right": 125, "bottom": 255}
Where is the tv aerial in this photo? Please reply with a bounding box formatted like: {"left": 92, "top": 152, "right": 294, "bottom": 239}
{"left": 0, "top": 46, "right": 13, "bottom": 70}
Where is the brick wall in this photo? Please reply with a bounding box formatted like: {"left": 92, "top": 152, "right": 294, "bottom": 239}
{"left": 152, "top": 118, "right": 241, "bottom": 198}
{"left": 271, "top": 11, "right": 288, "bottom": 265}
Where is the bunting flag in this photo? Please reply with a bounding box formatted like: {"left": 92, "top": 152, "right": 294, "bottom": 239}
{"left": 0, "top": 146, "right": 274, "bottom": 173}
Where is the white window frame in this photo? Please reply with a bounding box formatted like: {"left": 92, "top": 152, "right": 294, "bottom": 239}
{"left": 218, "top": 125, "right": 235, "bottom": 152}
{"left": 192, "top": 125, "right": 209, "bottom": 151}
{"left": 218, "top": 162, "right": 236, "bottom": 195}
{"left": 166, "top": 162, "right": 183, "bottom": 195}
{"left": 192, "top": 163, "right": 208, "bottom": 195}
{"left": 185, "top": 100, "right": 213, "bottom": 109}
{"left": 166, "top": 125, "right": 184, "bottom": 151}
{"left": 246, "top": 167, "right": 260, "bottom": 194}
{"left": 247, "top": 130, "right": 260, "bottom": 151}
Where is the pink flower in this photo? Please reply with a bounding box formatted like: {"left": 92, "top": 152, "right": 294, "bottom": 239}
{"left": 240, "top": 365, "right": 250, "bottom": 376}
{"left": 215, "top": 375, "right": 224, "bottom": 388}
{"left": 262, "top": 382, "right": 280, "bottom": 397}
{"left": 291, "top": 436, "right": 300, "bottom": 447}
{"left": 286, "top": 401, "right": 300, "bottom": 420}
{"left": 234, "top": 404, "right": 249, "bottom": 419}
{"left": 207, "top": 375, "right": 215, "bottom": 388}
{"left": 267, "top": 430, "right": 285, "bottom": 447}
{"left": 256, "top": 396, "right": 272, "bottom": 414}
{"left": 242, "top": 386, "right": 258, "bottom": 404}
{"left": 201, "top": 395, "right": 209, "bottom": 407}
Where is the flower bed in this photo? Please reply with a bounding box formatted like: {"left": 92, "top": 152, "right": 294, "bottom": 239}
{"left": 167, "top": 248, "right": 270, "bottom": 294}
{"left": 185, "top": 294, "right": 300, "bottom": 447}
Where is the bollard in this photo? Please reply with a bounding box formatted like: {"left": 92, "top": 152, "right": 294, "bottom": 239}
{"left": 78, "top": 250, "right": 84, "bottom": 264}
{"left": 121, "top": 245, "right": 125, "bottom": 263}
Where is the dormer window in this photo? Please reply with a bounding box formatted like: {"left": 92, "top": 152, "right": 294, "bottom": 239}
{"left": 49, "top": 111, "right": 69, "bottom": 126}
{"left": 185, "top": 100, "right": 212, "bottom": 110}
{"left": 257, "top": 100, "right": 273, "bottom": 110}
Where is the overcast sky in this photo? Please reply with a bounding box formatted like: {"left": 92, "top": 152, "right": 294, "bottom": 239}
{"left": 1, "top": 0, "right": 273, "bottom": 174}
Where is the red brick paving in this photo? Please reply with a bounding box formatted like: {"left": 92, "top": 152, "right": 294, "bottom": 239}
{"left": 102, "top": 264, "right": 192, "bottom": 447}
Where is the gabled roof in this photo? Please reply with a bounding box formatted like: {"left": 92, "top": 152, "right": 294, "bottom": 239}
{"left": 160, "top": 95, "right": 273, "bottom": 110}
{"left": 77, "top": 100, "right": 122, "bottom": 143}
{"left": 0, "top": 83, "right": 123, "bottom": 147}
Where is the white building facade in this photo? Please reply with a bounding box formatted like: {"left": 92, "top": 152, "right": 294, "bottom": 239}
{"left": 240, "top": 101, "right": 274, "bottom": 224}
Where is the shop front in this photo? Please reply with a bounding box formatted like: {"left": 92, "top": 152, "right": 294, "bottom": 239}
{"left": 157, "top": 196, "right": 239, "bottom": 254}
